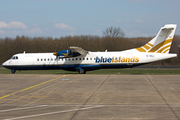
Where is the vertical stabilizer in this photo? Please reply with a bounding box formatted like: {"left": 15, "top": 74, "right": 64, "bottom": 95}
{"left": 136, "top": 24, "right": 177, "bottom": 53}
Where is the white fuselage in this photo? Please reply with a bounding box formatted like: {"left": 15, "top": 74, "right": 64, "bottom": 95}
{"left": 2, "top": 24, "right": 178, "bottom": 74}
{"left": 2, "top": 51, "right": 177, "bottom": 71}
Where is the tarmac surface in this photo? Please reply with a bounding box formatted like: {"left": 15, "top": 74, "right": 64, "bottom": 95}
{"left": 0, "top": 74, "right": 180, "bottom": 120}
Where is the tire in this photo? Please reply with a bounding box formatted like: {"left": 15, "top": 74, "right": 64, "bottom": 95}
{"left": 11, "top": 70, "right": 16, "bottom": 74}
{"left": 78, "top": 69, "right": 86, "bottom": 74}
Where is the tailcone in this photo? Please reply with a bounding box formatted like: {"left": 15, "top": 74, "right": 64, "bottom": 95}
{"left": 159, "top": 53, "right": 177, "bottom": 60}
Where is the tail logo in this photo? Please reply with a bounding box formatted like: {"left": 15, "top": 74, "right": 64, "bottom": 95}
{"left": 136, "top": 39, "right": 173, "bottom": 53}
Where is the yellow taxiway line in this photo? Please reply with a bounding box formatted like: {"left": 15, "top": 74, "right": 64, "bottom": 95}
{"left": 0, "top": 75, "right": 66, "bottom": 100}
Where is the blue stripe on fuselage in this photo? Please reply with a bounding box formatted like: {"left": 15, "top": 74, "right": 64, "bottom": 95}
{"left": 3, "top": 63, "right": 143, "bottom": 72}
{"left": 3, "top": 64, "right": 101, "bottom": 71}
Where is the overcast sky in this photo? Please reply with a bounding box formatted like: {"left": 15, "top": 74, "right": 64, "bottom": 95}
{"left": 0, "top": 0, "right": 180, "bottom": 38}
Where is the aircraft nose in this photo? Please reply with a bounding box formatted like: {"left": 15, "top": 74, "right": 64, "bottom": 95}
{"left": 2, "top": 62, "right": 5, "bottom": 66}
{"left": 2, "top": 61, "right": 7, "bottom": 67}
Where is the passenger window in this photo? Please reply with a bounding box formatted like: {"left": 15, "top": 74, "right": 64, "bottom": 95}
{"left": 48, "top": 59, "right": 49, "bottom": 61}
{"left": 72, "top": 58, "right": 74, "bottom": 61}
{"left": 41, "top": 59, "right": 43, "bottom": 61}
{"left": 79, "top": 58, "right": 81, "bottom": 60}
{"left": 44, "top": 59, "right": 46, "bottom": 61}
{"left": 76, "top": 58, "right": 78, "bottom": 60}
{"left": 83, "top": 58, "right": 85, "bottom": 60}
{"left": 37, "top": 59, "right": 39, "bottom": 61}
{"left": 86, "top": 58, "right": 88, "bottom": 60}
{"left": 90, "top": 58, "right": 92, "bottom": 60}
{"left": 16, "top": 56, "right": 18, "bottom": 59}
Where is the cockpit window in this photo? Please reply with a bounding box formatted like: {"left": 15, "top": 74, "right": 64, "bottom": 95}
{"left": 11, "top": 56, "right": 15, "bottom": 59}
{"left": 11, "top": 56, "right": 18, "bottom": 60}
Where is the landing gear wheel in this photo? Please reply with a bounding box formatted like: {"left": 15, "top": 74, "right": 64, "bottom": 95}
{"left": 11, "top": 70, "right": 16, "bottom": 74}
{"left": 78, "top": 69, "right": 86, "bottom": 74}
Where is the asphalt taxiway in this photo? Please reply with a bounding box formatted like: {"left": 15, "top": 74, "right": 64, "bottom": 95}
{"left": 0, "top": 74, "right": 180, "bottom": 120}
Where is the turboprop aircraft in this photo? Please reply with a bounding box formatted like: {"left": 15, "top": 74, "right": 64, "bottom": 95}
{"left": 2, "top": 24, "right": 177, "bottom": 74}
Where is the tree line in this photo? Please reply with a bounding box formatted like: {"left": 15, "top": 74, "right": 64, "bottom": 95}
{"left": 0, "top": 35, "right": 180, "bottom": 66}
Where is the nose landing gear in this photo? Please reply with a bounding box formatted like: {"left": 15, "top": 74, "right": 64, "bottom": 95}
{"left": 11, "top": 70, "right": 16, "bottom": 74}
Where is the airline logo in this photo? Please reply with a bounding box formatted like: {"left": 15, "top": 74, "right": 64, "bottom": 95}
{"left": 136, "top": 39, "right": 172, "bottom": 53}
{"left": 95, "top": 56, "right": 139, "bottom": 63}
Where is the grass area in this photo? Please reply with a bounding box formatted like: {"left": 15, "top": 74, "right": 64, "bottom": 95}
{"left": 0, "top": 67, "right": 180, "bottom": 74}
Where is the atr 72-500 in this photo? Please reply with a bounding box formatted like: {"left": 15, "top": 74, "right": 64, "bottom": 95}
{"left": 2, "top": 24, "right": 177, "bottom": 74}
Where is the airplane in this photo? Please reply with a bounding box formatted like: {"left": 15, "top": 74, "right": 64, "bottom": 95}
{"left": 2, "top": 24, "right": 177, "bottom": 74}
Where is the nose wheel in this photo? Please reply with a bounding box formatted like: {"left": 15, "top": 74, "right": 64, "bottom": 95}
{"left": 11, "top": 70, "right": 16, "bottom": 74}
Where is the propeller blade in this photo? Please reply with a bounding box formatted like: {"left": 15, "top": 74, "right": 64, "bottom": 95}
{"left": 53, "top": 52, "right": 58, "bottom": 56}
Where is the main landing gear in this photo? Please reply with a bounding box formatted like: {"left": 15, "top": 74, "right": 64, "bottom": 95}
{"left": 77, "top": 68, "right": 86, "bottom": 74}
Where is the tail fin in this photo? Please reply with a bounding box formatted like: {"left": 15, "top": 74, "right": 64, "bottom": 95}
{"left": 136, "top": 24, "right": 177, "bottom": 53}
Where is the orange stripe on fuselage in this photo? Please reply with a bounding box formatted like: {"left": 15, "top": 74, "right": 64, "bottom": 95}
{"left": 143, "top": 44, "right": 151, "bottom": 50}
{"left": 136, "top": 47, "right": 146, "bottom": 52}
{"left": 147, "top": 43, "right": 153, "bottom": 47}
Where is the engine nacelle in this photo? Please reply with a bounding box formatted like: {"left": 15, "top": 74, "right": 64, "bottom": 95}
{"left": 53, "top": 49, "right": 80, "bottom": 58}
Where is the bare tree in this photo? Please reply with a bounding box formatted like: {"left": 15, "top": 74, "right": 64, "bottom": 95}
{"left": 103, "top": 26, "right": 125, "bottom": 38}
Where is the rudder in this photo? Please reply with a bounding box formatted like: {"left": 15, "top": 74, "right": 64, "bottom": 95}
{"left": 136, "top": 24, "right": 177, "bottom": 53}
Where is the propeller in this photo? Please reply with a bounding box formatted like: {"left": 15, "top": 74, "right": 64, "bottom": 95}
{"left": 53, "top": 42, "right": 74, "bottom": 58}
{"left": 53, "top": 41, "right": 58, "bottom": 56}
{"left": 53, "top": 41, "right": 63, "bottom": 60}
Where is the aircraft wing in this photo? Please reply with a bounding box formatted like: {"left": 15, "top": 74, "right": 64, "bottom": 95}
{"left": 69, "top": 46, "right": 88, "bottom": 55}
